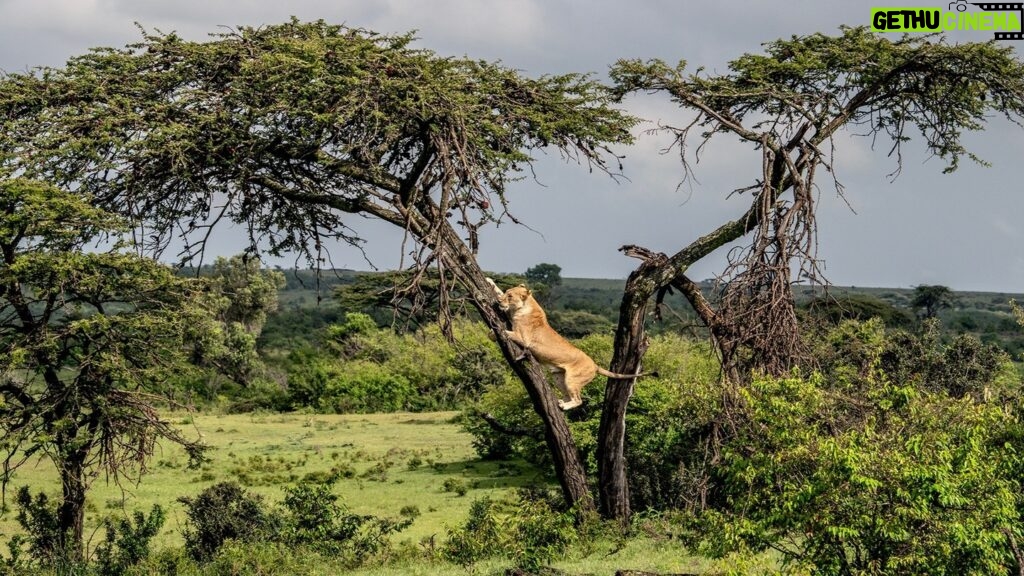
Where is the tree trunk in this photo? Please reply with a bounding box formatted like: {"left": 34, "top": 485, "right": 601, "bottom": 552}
{"left": 435, "top": 233, "right": 594, "bottom": 512}
{"left": 598, "top": 270, "right": 656, "bottom": 520}
{"left": 597, "top": 206, "right": 778, "bottom": 520}
{"left": 57, "top": 454, "right": 87, "bottom": 563}
{"left": 354, "top": 190, "right": 595, "bottom": 512}
{"left": 466, "top": 273, "right": 593, "bottom": 511}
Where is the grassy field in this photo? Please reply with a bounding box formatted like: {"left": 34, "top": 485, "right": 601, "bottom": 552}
{"left": 0, "top": 411, "right": 544, "bottom": 550}
{"left": 0, "top": 410, "right": 727, "bottom": 574}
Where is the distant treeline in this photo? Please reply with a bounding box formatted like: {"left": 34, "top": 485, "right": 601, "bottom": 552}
{"left": 256, "top": 270, "right": 1024, "bottom": 360}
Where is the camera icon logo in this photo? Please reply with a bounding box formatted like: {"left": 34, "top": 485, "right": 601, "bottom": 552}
{"left": 949, "top": 0, "right": 969, "bottom": 11}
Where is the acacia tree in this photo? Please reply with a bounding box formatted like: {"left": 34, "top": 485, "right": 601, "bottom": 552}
{"left": 595, "top": 27, "right": 1024, "bottom": 518}
{"left": 0, "top": 20, "right": 636, "bottom": 512}
{"left": 7, "top": 21, "right": 1022, "bottom": 525}
{"left": 0, "top": 178, "right": 211, "bottom": 562}
{"left": 192, "top": 255, "right": 286, "bottom": 389}
{"left": 911, "top": 284, "right": 956, "bottom": 319}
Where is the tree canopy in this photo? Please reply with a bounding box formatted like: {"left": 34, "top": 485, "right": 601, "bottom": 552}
{"left": 0, "top": 19, "right": 635, "bottom": 267}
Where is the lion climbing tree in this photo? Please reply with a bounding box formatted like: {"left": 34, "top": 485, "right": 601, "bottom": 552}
{"left": 4, "top": 22, "right": 1024, "bottom": 521}
{"left": 0, "top": 20, "right": 635, "bottom": 512}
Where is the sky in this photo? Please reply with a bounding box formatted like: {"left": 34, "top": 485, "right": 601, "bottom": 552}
{"left": 0, "top": 0, "right": 1022, "bottom": 293}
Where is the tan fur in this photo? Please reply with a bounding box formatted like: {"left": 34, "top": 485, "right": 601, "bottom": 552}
{"left": 486, "top": 278, "right": 645, "bottom": 410}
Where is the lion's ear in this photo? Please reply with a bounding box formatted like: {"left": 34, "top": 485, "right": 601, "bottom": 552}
{"left": 517, "top": 283, "right": 527, "bottom": 288}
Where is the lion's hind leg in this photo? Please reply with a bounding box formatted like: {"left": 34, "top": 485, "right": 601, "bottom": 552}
{"left": 558, "top": 368, "right": 594, "bottom": 411}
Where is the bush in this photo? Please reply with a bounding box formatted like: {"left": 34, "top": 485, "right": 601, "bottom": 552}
{"left": 665, "top": 319, "right": 1024, "bottom": 574}
{"left": 318, "top": 360, "right": 415, "bottom": 413}
{"left": 177, "top": 481, "right": 412, "bottom": 569}
{"left": 442, "top": 492, "right": 578, "bottom": 572}
{"left": 179, "top": 482, "right": 270, "bottom": 562}
{"left": 10, "top": 487, "right": 77, "bottom": 571}
{"left": 275, "top": 319, "right": 510, "bottom": 413}
{"left": 684, "top": 372, "right": 1022, "bottom": 575}
{"left": 95, "top": 505, "right": 165, "bottom": 576}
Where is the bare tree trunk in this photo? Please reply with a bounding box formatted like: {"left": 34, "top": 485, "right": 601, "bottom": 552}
{"left": 597, "top": 208, "right": 775, "bottom": 520}
{"left": 598, "top": 267, "right": 657, "bottom": 520}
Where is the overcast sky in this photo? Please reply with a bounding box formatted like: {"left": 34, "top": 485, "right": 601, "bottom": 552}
{"left": 1, "top": 0, "right": 1022, "bottom": 292}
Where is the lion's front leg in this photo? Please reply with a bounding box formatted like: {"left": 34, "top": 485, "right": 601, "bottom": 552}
{"left": 485, "top": 277, "right": 504, "bottom": 298}
{"left": 504, "top": 330, "right": 531, "bottom": 361}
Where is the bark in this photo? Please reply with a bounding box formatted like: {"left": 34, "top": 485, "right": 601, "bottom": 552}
{"left": 441, "top": 241, "right": 594, "bottom": 512}
{"left": 56, "top": 454, "right": 87, "bottom": 562}
{"left": 597, "top": 202, "right": 776, "bottom": 519}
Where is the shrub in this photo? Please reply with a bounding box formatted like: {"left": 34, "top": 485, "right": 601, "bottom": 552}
{"left": 442, "top": 492, "right": 578, "bottom": 572}
{"left": 318, "top": 360, "right": 415, "bottom": 413}
{"left": 179, "top": 482, "right": 270, "bottom": 562}
{"left": 95, "top": 505, "right": 165, "bottom": 576}
{"left": 279, "top": 481, "right": 412, "bottom": 566}
{"left": 442, "top": 478, "right": 469, "bottom": 496}
{"left": 280, "top": 482, "right": 364, "bottom": 553}
{"left": 11, "top": 487, "right": 73, "bottom": 570}
{"left": 278, "top": 319, "right": 509, "bottom": 413}
{"left": 683, "top": 372, "right": 1022, "bottom": 575}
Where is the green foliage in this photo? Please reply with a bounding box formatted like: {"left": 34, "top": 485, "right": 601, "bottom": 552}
{"left": 442, "top": 492, "right": 577, "bottom": 572}
{"left": 611, "top": 27, "right": 1024, "bottom": 174}
{"left": 673, "top": 319, "right": 1023, "bottom": 574}
{"left": 804, "top": 294, "right": 915, "bottom": 329}
{"left": 689, "top": 373, "right": 1020, "bottom": 575}
{"left": 326, "top": 311, "right": 378, "bottom": 343}
{"left": 278, "top": 481, "right": 412, "bottom": 564}
{"left": 187, "top": 255, "right": 287, "bottom": 391}
{"left": 12, "top": 487, "right": 67, "bottom": 569}
{"left": 0, "top": 178, "right": 213, "bottom": 561}
{"left": 524, "top": 263, "right": 563, "bottom": 288}
{"left": 178, "top": 480, "right": 411, "bottom": 569}
{"left": 318, "top": 360, "right": 415, "bottom": 414}
{"left": 546, "top": 309, "right": 615, "bottom": 339}
{"left": 524, "top": 263, "right": 562, "bottom": 305}
{"left": 270, "top": 319, "right": 508, "bottom": 414}
{"left": 911, "top": 284, "right": 957, "bottom": 319}
{"left": 814, "top": 318, "right": 1013, "bottom": 401}
{"left": 2, "top": 19, "right": 635, "bottom": 266}
{"left": 208, "top": 255, "right": 286, "bottom": 334}
{"left": 95, "top": 505, "right": 165, "bottom": 576}
{"left": 179, "top": 482, "right": 271, "bottom": 562}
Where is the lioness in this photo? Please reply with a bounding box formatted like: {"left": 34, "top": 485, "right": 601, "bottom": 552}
{"left": 486, "top": 278, "right": 648, "bottom": 410}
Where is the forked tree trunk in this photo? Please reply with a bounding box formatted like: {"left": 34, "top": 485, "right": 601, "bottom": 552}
{"left": 598, "top": 208, "right": 777, "bottom": 520}
{"left": 598, "top": 268, "right": 658, "bottom": 520}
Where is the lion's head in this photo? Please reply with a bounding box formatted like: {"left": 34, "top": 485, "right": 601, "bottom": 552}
{"left": 497, "top": 284, "right": 533, "bottom": 314}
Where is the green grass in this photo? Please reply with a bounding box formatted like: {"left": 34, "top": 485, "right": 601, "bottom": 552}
{"left": 0, "top": 411, "right": 545, "bottom": 550}
{"left": 1, "top": 410, "right": 751, "bottom": 574}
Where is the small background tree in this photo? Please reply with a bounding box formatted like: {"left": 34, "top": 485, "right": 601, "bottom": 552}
{"left": 911, "top": 284, "right": 956, "bottom": 319}
{"left": 0, "top": 178, "right": 211, "bottom": 564}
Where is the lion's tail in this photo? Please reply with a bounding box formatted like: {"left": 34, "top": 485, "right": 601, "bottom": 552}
{"left": 595, "top": 367, "right": 659, "bottom": 380}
